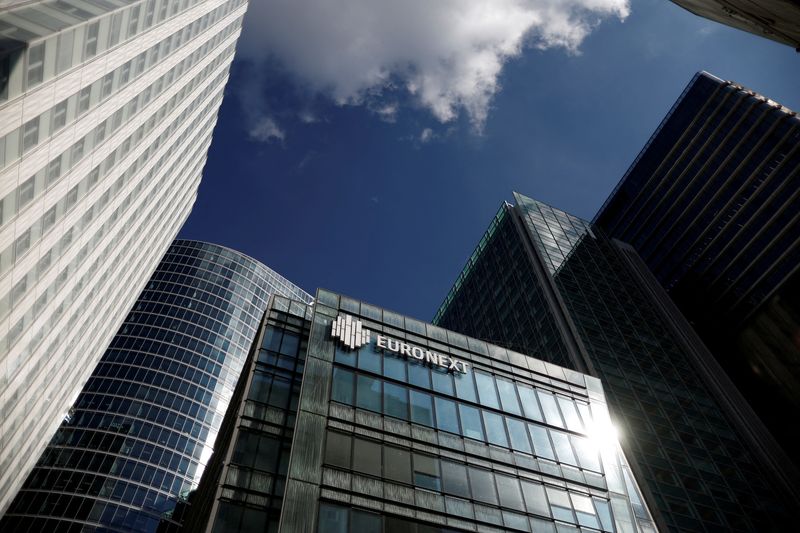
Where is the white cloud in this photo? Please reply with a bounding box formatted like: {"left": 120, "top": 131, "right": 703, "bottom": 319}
{"left": 240, "top": 0, "right": 628, "bottom": 129}
{"left": 419, "top": 128, "right": 435, "bottom": 143}
{"left": 249, "top": 116, "right": 285, "bottom": 143}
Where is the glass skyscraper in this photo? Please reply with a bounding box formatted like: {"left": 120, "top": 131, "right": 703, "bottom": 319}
{"left": 0, "top": 0, "right": 250, "bottom": 511}
{"left": 434, "top": 192, "right": 798, "bottom": 531}
{"left": 181, "top": 290, "right": 658, "bottom": 533}
{"left": 594, "top": 71, "right": 800, "bottom": 462}
{"left": 0, "top": 240, "right": 311, "bottom": 531}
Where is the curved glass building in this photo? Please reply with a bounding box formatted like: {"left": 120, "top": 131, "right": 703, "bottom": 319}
{"left": 0, "top": 240, "right": 311, "bottom": 532}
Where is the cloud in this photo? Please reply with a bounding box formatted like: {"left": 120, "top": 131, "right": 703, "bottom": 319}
{"left": 239, "top": 0, "right": 629, "bottom": 129}
{"left": 419, "top": 128, "right": 435, "bottom": 143}
{"left": 249, "top": 116, "right": 285, "bottom": 143}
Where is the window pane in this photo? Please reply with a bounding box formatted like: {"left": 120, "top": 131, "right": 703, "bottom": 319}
{"left": 571, "top": 435, "right": 601, "bottom": 472}
{"left": 482, "top": 411, "right": 508, "bottom": 447}
{"left": 435, "top": 397, "right": 459, "bottom": 434}
{"left": 413, "top": 454, "right": 440, "bottom": 491}
{"left": 475, "top": 372, "right": 499, "bottom": 409}
{"left": 431, "top": 368, "right": 454, "bottom": 395}
{"left": 550, "top": 431, "right": 577, "bottom": 466}
{"left": 594, "top": 498, "right": 614, "bottom": 531}
{"left": 528, "top": 425, "right": 555, "bottom": 460}
{"left": 458, "top": 404, "right": 484, "bottom": 441}
{"left": 536, "top": 391, "right": 564, "bottom": 428}
{"left": 410, "top": 391, "right": 433, "bottom": 427}
{"left": 557, "top": 397, "right": 583, "bottom": 432}
{"left": 468, "top": 467, "right": 497, "bottom": 504}
{"left": 516, "top": 384, "right": 543, "bottom": 422}
{"left": 324, "top": 431, "right": 351, "bottom": 469}
{"left": 383, "top": 355, "right": 406, "bottom": 382}
{"left": 441, "top": 460, "right": 470, "bottom": 498}
{"left": 546, "top": 487, "right": 574, "bottom": 523}
{"left": 384, "top": 382, "right": 408, "bottom": 420}
{"left": 356, "top": 375, "right": 381, "bottom": 412}
{"left": 351, "top": 510, "right": 381, "bottom": 532}
{"left": 495, "top": 473, "right": 525, "bottom": 511}
{"left": 317, "top": 502, "right": 348, "bottom": 533}
{"left": 496, "top": 378, "right": 521, "bottom": 415}
{"left": 358, "top": 344, "right": 381, "bottom": 374}
{"left": 334, "top": 346, "right": 356, "bottom": 366}
{"left": 506, "top": 418, "right": 531, "bottom": 454}
{"left": 520, "top": 480, "right": 550, "bottom": 517}
{"left": 454, "top": 373, "right": 476, "bottom": 402}
{"left": 352, "top": 438, "right": 381, "bottom": 477}
{"left": 384, "top": 446, "right": 411, "bottom": 485}
{"left": 408, "top": 361, "right": 430, "bottom": 388}
{"left": 331, "top": 368, "right": 354, "bottom": 405}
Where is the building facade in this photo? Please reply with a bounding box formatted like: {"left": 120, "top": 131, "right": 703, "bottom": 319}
{"left": 434, "top": 192, "right": 798, "bottom": 531}
{"left": 183, "top": 289, "right": 658, "bottom": 533}
{"left": 667, "top": 0, "right": 800, "bottom": 50}
{"left": 0, "top": 240, "right": 311, "bottom": 530}
{"left": 594, "top": 71, "right": 800, "bottom": 462}
{"left": 0, "top": 0, "right": 249, "bottom": 510}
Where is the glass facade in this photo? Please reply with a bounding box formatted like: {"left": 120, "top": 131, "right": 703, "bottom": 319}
{"left": 594, "top": 71, "right": 800, "bottom": 467}
{"left": 0, "top": 0, "right": 251, "bottom": 511}
{"left": 0, "top": 240, "right": 311, "bottom": 531}
{"left": 188, "top": 290, "right": 658, "bottom": 533}
{"left": 435, "top": 193, "right": 796, "bottom": 531}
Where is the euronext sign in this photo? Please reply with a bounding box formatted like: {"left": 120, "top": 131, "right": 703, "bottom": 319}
{"left": 332, "top": 313, "right": 470, "bottom": 374}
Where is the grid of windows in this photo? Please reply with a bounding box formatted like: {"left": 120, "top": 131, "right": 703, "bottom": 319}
{"left": 1, "top": 243, "right": 311, "bottom": 531}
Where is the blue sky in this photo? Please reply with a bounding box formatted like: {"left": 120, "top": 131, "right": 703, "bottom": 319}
{"left": 179, "top": 0, "right": 799, "bottom": 320}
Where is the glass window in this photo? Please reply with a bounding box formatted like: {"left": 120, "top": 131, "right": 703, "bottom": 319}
{"left": 482, "top": 411, "right": 508, "bottom": 447}
{"left": 557, "top": 397, "right": 583, "bottom": 432}
{"left": 550, "top": 431, "right": 577, "bottom": 466}
{"left": 331, "top": 368, "right": 354, "bottom": 405}
{"left": 22, "top": 117, "right": 39, "bottom": 153}
{"left": 468, "top": 467, "right": 497, "bottom": 504}
{"left": 571, "top": 435, "right": 601, "bottom": 472}
{"left": 56, "top": 31, "right": 74, "bottom": 74}
{"left": 351, "top": 510, "right": 381, "bottom": 532}
{"left": 413, "top": 453, "right": 440, "bottom": 491}
{"left": 27, "top": 43, "right": 45, "bottom": 87}
{"left": 408, "top": 361, "right": 430, "bottom": 388}
{"left": 594, "top": 498, "right": 614, "bottom": 531}
{"left": 546, "top": 487, "right": 574, "bottom": 523}
{"left": 52, "top": 99, "right": 68, "bottom": 132}
{"left": 520, "top": 480, "right": 550, "bottom": 517}
{"left": 384, "top": 446, "right": 411, "bottom": 485}
{"left": 383, "top": 382, "right": 408, "bottom": 420}
{"left": 475, "top": 371, "right": 499, "bottom": 409}
{"left": 18, "top": 177, "right": 35, "bottom": 208}
{"left": 356, "top": 375, "right": 381, "bottom": 412}
{"left": 317, "top": 502, "right": 347, "bottom": 533}
{"left": 431, "top": 368, "right": 453, "bottom": 396}
{"left": 528, "top": 424, "right": 555, "bottom": 460}
{"left": 517, "top": 384, "right": 543, "bottom": 422}
{"left": 454, "top": 372, "right": 476, "bottom": 402}
{"left": 496, "top": 473, "right": 525, "bottom": 511}
{"left": 334, "top": 346, "right": 355, "bottom": 367}
{"left": 383, "top": 354, "right": 406, "bottom": 382}
{"left": 496, "top": 378, "right": 522, "bottom": 415}
{"left": 458, "top": 404, "right": 484, "bottom": 441}
{"left": 410, "top": 390, "right": 433, "bottom": 427}
{"left": 441, "top": 460, "right": 470, "bottom": 498}
{"left": 324, "top": 431, "right": 351, "bottom": 469}
{"left": 506, "top": 418, "right": 531, "bottom": 454}
{"left": 571, "top": 493, "right": 600, "bottom": 529}
{"left": 78, "top": 86, "right": 91, "bottom": 115}
{"left": 536, "top": 390, "right": 564, "bottom": 428}
{"left": 352, "top": 438, "right": 381, "bottom": 477}
{"left": 357, "top": 344, "right": 381, "bottom": 374}
{"left": 434, "top": 397, "right": 459, "bottom": 434}
{"left": 84, "top": 22, "right": 99, "bottom": 59}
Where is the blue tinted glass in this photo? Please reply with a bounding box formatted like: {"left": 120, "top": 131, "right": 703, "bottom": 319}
{"left": 528, "top": 424, "right": 555, "bottom": 460}
{"left": 458, "top": 403, "right": 484, "bottom": 441}
{"left": 331, "top": 368, "right": 353, "bottom": 405}
{"left": 468, "top": 467, "right": 497, "bottom": 505}
{"left": 506, "top": 418, "right": 532, "bottom": 454}
{"left": 435, "top": 397, "right": 460, "bottom": 434}
{"left": 482, "top": 411, "right": 508, "bottom": 447}
{"left": 454, "top": 372, "right": 477, "bottom": 402}
{"left": 496, "top": 378, "right": 522, "bottom": 415}
{"left": 550, "top": 431, "right": 577, "bottom": 466}
{"left": 262, "top": 328, "right": 281, "bottom": 351}
{"left": 317, "top": 502, "right": 348, "bottom": 533}
{"left": 516, "top": 384, "right": 543, "bottom": 422}
{"left": 431, "top": 368, "right": 454, "bottom": 395}
{"left": 383, "top": 355, "right": 406, "bottom": 382}
{"left": 475, "top": 372, "right": 499, "bottom": 409}
{"left": 357, "top": 344, "right": 382, "bottom": 374}
{"left": 410, "top": 390, "right": 434, "bottom": 427}
{"left": 356, "top": 375, "right": 381, "bottom": 412}
{"left": 384, "top": 382, "right": 408, "bottom": 420}
{"left": 334, "top": 346, "right": 356, "bottom": 367}
{"left": 536, "top": 391, "right": 564, "bottom": 428}
{"left": 408, "top": 361, "right": 430, "bottom": 388}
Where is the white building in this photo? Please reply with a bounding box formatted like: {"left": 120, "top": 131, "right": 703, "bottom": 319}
{"left": 0, "top": 0, "right": 248, "bottom": 512}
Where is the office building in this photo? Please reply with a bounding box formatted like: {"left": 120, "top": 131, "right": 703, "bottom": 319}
{"left": 1, "top": 240, "right": 311, "bottom": 530}
{"left": 0, "top": 0, "right": 249, "bottom": 510}
{"left": 182, "top": 289, "right": 659, "bottom": 533}
{"left": 667, "top": 1, "right": 800, "bottom": 50}
{"left": 434, "top": 192, "right": 798, "bottom": 531}
{"left": 595, "top": 71, "right": 800, "bottom": 460}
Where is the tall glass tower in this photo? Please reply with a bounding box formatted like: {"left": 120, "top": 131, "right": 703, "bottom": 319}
{"left": 0, "top": 0, "right": 249, "bottom": 509}
{"left": 435, "top": 192, "right": 798, "bottom": 532}
{"left": 0, "top": 240, "right": 311, "bottom": 530}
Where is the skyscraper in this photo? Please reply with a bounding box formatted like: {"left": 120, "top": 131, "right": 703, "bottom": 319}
{"left": 183, "top": 290, "right": 659, "bottom": 533}
{"left": 594, "top": 71, "right": 800, "bottom": 462}
{"left": 667, "top": 1, "right": 800, "bottom": 50}
{"left": 434, "top": 192, "right": 798, "bottom": 531}
{"left": 0, "top": 0, "right": 248, "bottom": 509}
{"left": 0, "top": 240, "right": 311, "bottom": 529}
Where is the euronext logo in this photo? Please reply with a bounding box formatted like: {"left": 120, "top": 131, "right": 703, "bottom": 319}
{"left": 331, "top": 313, "right": 371, "bottom": 350}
